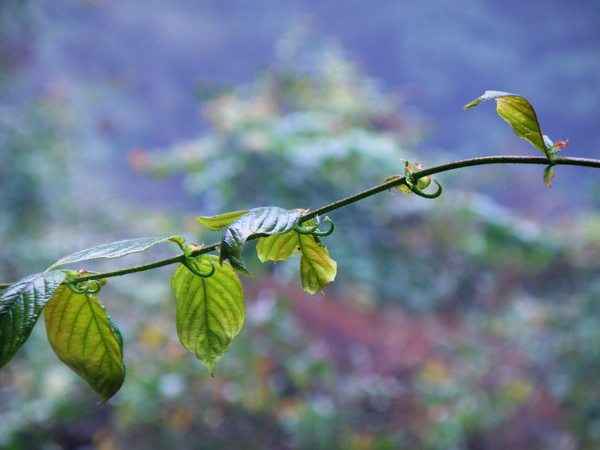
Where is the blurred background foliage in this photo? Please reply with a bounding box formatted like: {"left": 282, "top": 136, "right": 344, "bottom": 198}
{"left": 2, "top": 2, "right": 600, "bottom": 449}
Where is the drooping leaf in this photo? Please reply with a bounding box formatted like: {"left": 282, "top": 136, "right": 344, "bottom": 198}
{"left": 197, "top": 210, "right": 250, "bottom": 231}
{"left": 0, "top": 271, "right": 66, "bottom": 369}
{"left": 464, "top": 91, "right": 548, "bottom": 154}
{"left": 44, "top": 284, "right": 125, "bottom": 403}
{"left": 171, "top": 255, "right": 244, "bottom": 374}
{"left": 220, "top": 207, "right": 302, "bottom": 276}
{"left": 256, "top": 219, "right": 337, "bottom": 295}
{"left": 256, "top": 231, "right": 299, "bottom": 262}
{"left": 47, "top": 236, "right": 185, "bottom": 270}
{"left": 298, "top": 234, "right": 337, "bottom": 294}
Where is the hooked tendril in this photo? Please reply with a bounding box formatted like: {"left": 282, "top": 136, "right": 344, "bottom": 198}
{"left": 294, "top": 216, "right": 320, "bottom": 235}
{"left": 64, "top": 279, "right": 103, "bottom": 295}
{"left": 294, "top": 216, "right": 335, "bottom": 237}
{"left": 407, "top": 178, "right": 443, "bottom": 199}
{"left": 311, "top": 217, "right": 335, "bottom": 237}
{"left": 184, "top": 257, "right": 216, "bottom": 279}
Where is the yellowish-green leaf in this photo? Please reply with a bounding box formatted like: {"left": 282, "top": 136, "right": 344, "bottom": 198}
{"left": 171, "top": 255, "right": 244, "bottom": 374}
{"left": 256, "top": 232, "right": 299, "bottom": 262}
{"left": 298, "top": 234, "right": 337, "bottom": 294}
{"left": 197, "top": 210, "right": 250, "bottom": 231}
{"left": 44, "top": 284, "right": 125, "bottom": 403}
{"left": 464, "top": 91, "right": 548, "bottom": 154}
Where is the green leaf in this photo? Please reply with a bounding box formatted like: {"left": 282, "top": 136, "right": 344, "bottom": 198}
{"left": 44, "top": 284, "right": 125, "bottom": 403}
{"left": 256, "top": 231, "right": 299, "bottom": 262}
{"left": 47, "top": 236, "right": 185, "bottom": 270}
{"left": 464, "top": 91, "right": 548, "bottom": 154}
{"left": 220, "top": 207, "right": 302, "bottom": 276}
{"left": 197, "top": 210, "right": 250, "bottom": 231}
{"left": 299, "top": 234, "right": 337, "bottom": 294}
{"left": 0, "top": 271, "right": 66, "bottom": 369}
{"left": 171, "top": 255, "right": 245, "bottom": 374}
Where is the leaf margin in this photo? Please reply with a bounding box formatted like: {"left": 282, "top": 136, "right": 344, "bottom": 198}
{"left": 47, "top": 236, "right": 185, "bottom": 271}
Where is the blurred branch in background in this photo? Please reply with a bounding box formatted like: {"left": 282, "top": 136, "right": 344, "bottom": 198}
{"left": 2, "top": 16, "right": 600, "bottom": 449}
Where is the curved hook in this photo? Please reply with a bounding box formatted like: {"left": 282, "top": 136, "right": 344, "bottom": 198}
{"left": 294, "top": 216, "right": 336, "bottom": 238}
{"left": 294, "top": 216, "right": 320, "bottom": 235}
{"left": 185, "top": 257, "right": 216, "bottom": 279}
{"left": 65, "top": 281, "right": 89, "bottom": 294}
{"left": 85, "top": 280, "right": 103, "bottom": 294}
{"left": 408, "top": 179, "right": 443, "bottom": 199}
{"left": 311, "top": 217, "right": 335, "bottom": 237}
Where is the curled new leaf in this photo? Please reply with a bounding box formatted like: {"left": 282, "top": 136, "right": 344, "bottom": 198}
{"left": 172, "top": 255, "right": 245, "bottom": 374}
{"left": 543, "top": 165, "right": 556, "bottom": 189}
{"left": 47, "top": 236, "right": 185, "bottom": 271}
{"left": 0, "top": 271, "right": 66, "bottom": 369}
{"left": 219, "top": 207, "right": 302, "bottom": 276}
{"left": 44, "top": 283, "right": 125, "bottom": 403}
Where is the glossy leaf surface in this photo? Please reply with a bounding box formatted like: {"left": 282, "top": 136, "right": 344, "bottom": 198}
{"left": 172, "top": 255, "right": 244, "bottom": 374}
{"left": 47, "top": 236, "right": 184, "bottom": 270}
{"left": 44, "top": 284, "right": 125, "bottom": 403}
{"left": 0, "top": 271, "right": 66, "bottom": 369}
{"left": 219, "top": 207, "right": 302, "bottom": 276}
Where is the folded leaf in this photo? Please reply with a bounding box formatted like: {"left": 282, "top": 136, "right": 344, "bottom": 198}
{"left": 172, "top": 256, "right": 244, "bottom": 374}
{"left": 256, "top": 232, "right": 299, "bottom": 262}
{"left": 464, "top": 91, "right": 548, "bottom": 154}
{"left": 257, "top": 227, "right": 337, "bottom": 295}
{"left": 197, "top": 210, "right": 250, "bottom": 231}
{"left": 44, "top": 284, "right": 125, "bottom": 403}
{"left": 48, "top": 236, "right": 184, "bottom": 270}
{"left": 0, "top": 271, "right": 66, "bottom": 369}
{"left": 220, "top": 207, "right": 302, "bottom": 276}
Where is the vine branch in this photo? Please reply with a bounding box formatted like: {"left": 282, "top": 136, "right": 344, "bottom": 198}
{"left": 1, "top": 154, "right": 599, "bottom": 289}
{"left": 300, "top": 155, "right": 600, "bottom": 221}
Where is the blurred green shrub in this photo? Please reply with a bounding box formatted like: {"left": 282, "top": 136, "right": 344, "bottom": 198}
{"left": 3, "top": 32, "right": 600, "bottom": 449}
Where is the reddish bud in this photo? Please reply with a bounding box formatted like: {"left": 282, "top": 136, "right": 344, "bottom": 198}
{"left": 553, "top": 139, "right": 569, "bottom": 149}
